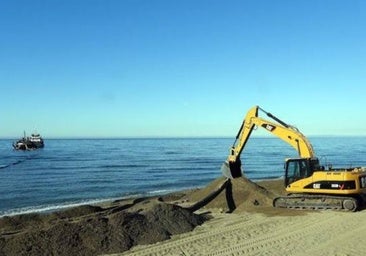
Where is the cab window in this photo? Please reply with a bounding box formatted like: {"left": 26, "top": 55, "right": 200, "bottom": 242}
{"left": 286, "top": 160, "right": 309, "bottom": 185}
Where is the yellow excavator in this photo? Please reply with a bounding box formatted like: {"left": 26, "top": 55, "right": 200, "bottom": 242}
{"left": 221, "top": 105, "right": 366, "bottom": 211}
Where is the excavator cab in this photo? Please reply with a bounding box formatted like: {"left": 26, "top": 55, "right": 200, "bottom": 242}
{"left": 284, "top": 157, "right": 321, "bottom": 186}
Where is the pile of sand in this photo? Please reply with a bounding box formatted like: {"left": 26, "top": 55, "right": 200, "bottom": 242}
{"left": 0, "top": 176, "right": 289, "bottom": 255}
{"left": 0, "top": 200, "right": 206, "bottom": 256}
{"left": 180, "top": 176, "right": 287, "bottom": 214}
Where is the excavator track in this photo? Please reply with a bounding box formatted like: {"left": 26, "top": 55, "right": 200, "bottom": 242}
{"left": 273, "top": 194, "right": 360, "bottom": 212}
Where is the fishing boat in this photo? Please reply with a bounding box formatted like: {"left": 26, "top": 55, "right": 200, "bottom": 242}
{"left": 13, "top": 132, "right": 45, "bottom": 150}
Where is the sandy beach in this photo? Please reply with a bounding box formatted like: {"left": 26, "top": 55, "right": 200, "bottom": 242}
{"left": 2, "top": 176, "right": 366, "bottom": 256}
{"left": 111, "top": 178, "right": 366, "bottom": 256}
{"left": 114, "top": 210, "right": 366, "bottom": 256}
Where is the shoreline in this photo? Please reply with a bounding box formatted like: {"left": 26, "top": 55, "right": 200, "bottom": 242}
{"left": 0, "top": 176, "right": 286, "bottom": 255}
{"left": 3, "top": 176, "right": 365, "bottom": 255}
{"left": 0, "top": 183, "right": 210, "bottom": 255}
{"left": 0, "top": 177, "right": 284, "bottom": 218}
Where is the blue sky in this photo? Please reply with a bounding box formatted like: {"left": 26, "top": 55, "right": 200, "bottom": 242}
{"left": 1, "top": 0, "right": 365, "bottom": 138}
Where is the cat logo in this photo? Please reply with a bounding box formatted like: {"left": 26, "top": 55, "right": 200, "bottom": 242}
{"left": 262, "top": 124, "right": 275, "bottom": 132}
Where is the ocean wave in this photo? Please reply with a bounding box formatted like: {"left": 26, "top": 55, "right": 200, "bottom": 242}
{"left": 0, "top": 196, "right": 139, "bottom": 218}
{"left": 99, "top": 164, "right": 149, "bottom": 168}
{"left": 0, "top": 188, "right": 184, "bottom": 218}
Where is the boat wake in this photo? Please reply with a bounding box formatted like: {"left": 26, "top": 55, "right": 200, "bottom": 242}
{"left": 0, "top": 159, "right": 29, "bottom": 170}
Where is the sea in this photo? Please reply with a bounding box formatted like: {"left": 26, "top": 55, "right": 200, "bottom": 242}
{"left": 1, "top": 137, "right": 365, "bottom": 217}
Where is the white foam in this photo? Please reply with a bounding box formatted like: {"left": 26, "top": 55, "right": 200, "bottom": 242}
{"left": 147, "top": 189, "right": 174, "bottom": 195}
{"left": 0, "top": 195, "right": 141, "bottom": 218}
{"left": 0, "top": 188, "right": 199, "bottom": 218}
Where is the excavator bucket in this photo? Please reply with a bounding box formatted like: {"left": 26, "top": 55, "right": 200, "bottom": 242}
{"left": 221, "top": 160, "right": 242, "bottom": 179}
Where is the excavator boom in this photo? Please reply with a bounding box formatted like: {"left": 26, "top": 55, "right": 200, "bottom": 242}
{"left": 222, "top": 105, "right": 315, "bottom": 179}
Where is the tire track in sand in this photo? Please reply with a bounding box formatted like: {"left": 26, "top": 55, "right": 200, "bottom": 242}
{"left": 115, "top": 211, "right": 341, "bottom": 256}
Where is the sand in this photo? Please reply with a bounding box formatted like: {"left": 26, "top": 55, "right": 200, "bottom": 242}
{"left": 111, "top": 177, "right": 366, "bottom": 256}
{"left": 2, "top": 176, "right": 366, "bottom": 256}
{"left": 113, "top": 210, "right": 366, "bottom": 256}
{"left": 0, "top": 199, "right": 206, "bottom": 256}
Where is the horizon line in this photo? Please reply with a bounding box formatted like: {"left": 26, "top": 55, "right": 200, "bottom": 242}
{"left": 1, "top": 134, "right": 366, "bottom": 140}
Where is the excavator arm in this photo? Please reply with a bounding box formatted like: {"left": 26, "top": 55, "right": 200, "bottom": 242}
{"left": 222, "top": 105, "right": 316, "bottom": 179}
